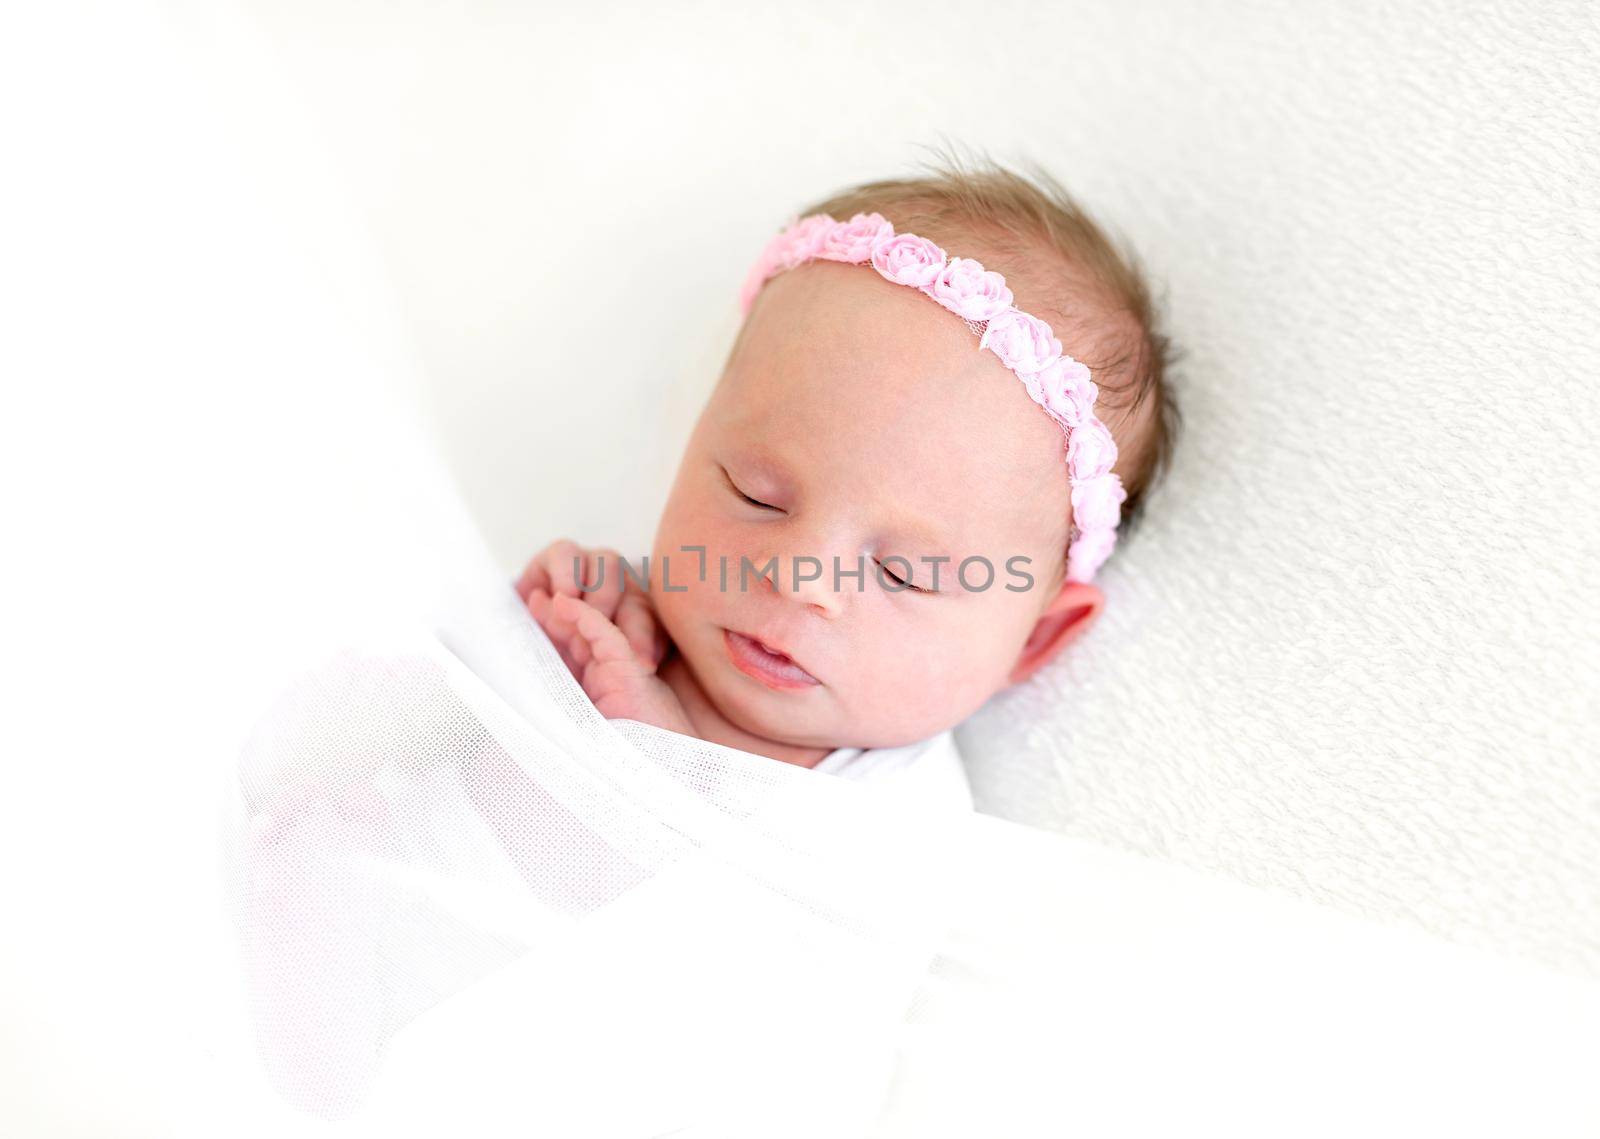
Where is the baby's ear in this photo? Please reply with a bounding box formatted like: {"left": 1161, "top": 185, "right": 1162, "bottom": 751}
{"left": 1006, "top": 580, "right": 1105, "bottom": 686}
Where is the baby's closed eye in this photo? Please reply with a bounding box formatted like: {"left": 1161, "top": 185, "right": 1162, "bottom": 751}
{"left": 722, "top": 465, "right": 780, "bottom": 511}
{"left": 875, "top": 558, "right": 932, "bottom": 593}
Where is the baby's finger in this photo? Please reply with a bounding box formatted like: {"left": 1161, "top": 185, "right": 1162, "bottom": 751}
{"left": 525, "top": 584, "right": 563, "bottom": 629}
{"left": 543, "top": 538, "right": 588, "bottom": 600}
{"left": 614, "top": 591, "right": 668, "bottom": 669}
{"left": 568, "top": 596, "right": 647, "bottom": 683}
{"left": 514, "top": 554, "right": 550, "bottom": 603}
{"left": 552, "top": 591, "right": 617, "bottom": 674}
{"left": 567, "top": 617, "right": 595, "bottom": 672}
{"left": 625, "top": 576, "right": 672, "bottom": 665}
{"left": 578, "top": 546, "right": 629, "bottom": 621}
{"left": 543, "top": 591, "right": 583, "bottom": 652}
{"left": 531, "top": 587, "right": 589, "bottom": 675}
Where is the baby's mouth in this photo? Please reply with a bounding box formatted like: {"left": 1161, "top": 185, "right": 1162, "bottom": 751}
{"left": 721, "top": 628, "right": 820, "bottom": 691}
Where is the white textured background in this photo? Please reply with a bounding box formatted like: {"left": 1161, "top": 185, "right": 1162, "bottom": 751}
{"left": 235, "top": 0, "right": 1599, "bottom": 978}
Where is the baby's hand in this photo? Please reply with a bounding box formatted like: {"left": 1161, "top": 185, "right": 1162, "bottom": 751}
{"left": 546, "top": 591, "right": 694, "bottom": 736}
{"left": 515, "top": 539, "right": 668, "bottom": 678}
{"left": 515, "top": 540, "right": 690, "bottom": 735}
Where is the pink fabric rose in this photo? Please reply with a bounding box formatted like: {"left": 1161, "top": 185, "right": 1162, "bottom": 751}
{"left": 739, "top": 214, "right": 843, "bottom": 312}
{"left": 1067, "top": 418, "right": 1117, "bottom": 481}
{"left": 818, "top": 212, "right": 894, "bottom": 264}
{"left": 871, "top": 233, "right": 947, "bottom": 287}
{"left": 1015, "top": 368, "right": 1048, "bottom": 413}
{"left": 774, "top": 214, "right": 838, "bottom": 271}
{"left": 925, "top": 257, "right": 1014, "bottom": 322}
{"left": 1066, "top": 526, "right": 1117, "bottom": 584}
{"left": 980, "top": 309, "right": 1062, "bottom": 375}
{"left": 1035, "top": 356, "right": 1099, "bottom": 427}
{"left": 1071, "top": 473, "right": 1126, "bottom": 533}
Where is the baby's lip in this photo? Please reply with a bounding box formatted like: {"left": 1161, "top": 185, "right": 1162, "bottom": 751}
{"left": 726, "top": 627, "right": 825, "bottom": 691}
{"left": 733, "top": 627, "right": 803, "bottom": 665}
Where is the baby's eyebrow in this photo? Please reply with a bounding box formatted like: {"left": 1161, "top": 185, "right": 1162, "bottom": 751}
{"left": 868, "top": 488, "right": 960, "bottom": 552}
{"left": 731, "top": 447, "right": 790, "bottom": 481}
{"left": 732, "top": 447, "right": 790, "bottom": 479}
{"left": 888, "top": 511, "right": 959, "bottom": 555}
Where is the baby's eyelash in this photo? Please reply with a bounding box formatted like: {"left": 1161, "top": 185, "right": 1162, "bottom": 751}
{"left": 876, "top": 558, "right": 931, "bottom": 594}
{"left": 722, "top": 467, "right": 779, "bottom": 511}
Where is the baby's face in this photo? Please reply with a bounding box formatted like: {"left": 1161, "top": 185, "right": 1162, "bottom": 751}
{"left": 649, "top": 260, "right": 1101, "bottom": 752}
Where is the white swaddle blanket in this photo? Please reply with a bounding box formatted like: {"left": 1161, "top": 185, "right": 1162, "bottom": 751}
{"left": 5, "top": 6, "right": 1599, "bottom": 1135}
{"left": 814, "top": 730, "right": 975, "bottom": 813}
{"left": 221, "top": 528, "right": 1600, "bottom": 1138}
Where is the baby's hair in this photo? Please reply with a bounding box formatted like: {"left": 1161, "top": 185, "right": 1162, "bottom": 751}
{"left": 796, "top": 145, "right": 1182, "bottom": 581}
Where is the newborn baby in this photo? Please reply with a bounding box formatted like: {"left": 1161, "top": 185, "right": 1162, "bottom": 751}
{"left": 515, "top": 158, "right": 1177, "bottom": 805}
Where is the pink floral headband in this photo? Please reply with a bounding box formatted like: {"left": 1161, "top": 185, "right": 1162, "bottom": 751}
{"left": 738, "top": 211, "right": 1126, "bottom": 584}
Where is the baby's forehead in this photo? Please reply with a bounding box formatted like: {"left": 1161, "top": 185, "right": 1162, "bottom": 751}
{"left": 713, "top": 263, "right": 1070, "bottom": 543}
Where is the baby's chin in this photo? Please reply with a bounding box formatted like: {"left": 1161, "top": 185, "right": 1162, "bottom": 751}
{"left": 699, "top": 654, "right": 835, "bottom": 745}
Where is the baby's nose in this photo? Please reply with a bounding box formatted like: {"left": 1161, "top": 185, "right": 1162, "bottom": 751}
{"left": 759, "top": 553, "right": 850, "bottom": 616}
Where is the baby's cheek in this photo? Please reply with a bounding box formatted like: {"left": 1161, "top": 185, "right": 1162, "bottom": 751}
{"left": 856, "top": 623, "right": 998, "bottom": 733}
{"left": 647, "top": 563, "right": 717, "bottom": 650}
